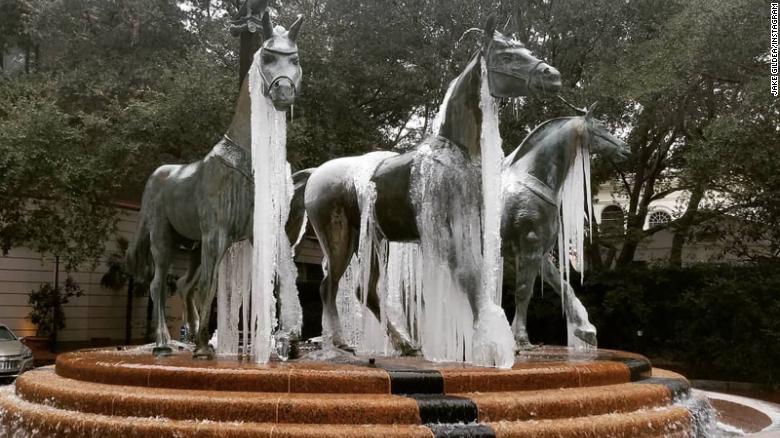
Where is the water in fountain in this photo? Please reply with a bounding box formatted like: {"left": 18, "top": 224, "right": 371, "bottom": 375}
{"left": 248, "top": 52, "right": 302, "bottom": 363}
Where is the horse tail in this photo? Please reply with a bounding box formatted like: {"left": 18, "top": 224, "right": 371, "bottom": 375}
{"left": 126, "top": 211, "right": 153, "bottom": 283}
{"left": 287, "top": 167, "right": 315, "bottom": 247}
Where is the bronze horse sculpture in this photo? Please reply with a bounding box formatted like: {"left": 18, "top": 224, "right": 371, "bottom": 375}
{"left": 303, "top": 17, "right": 562, "bottom": 360}
{"left": 502, "top": 104, "right": 629, "bottom": 350}
{"left": 127, "top": 11, "right": 304, "bottom": 359}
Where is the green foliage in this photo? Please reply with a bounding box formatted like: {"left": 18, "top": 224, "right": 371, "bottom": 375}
{"left": 100, "top": 236, "right": 129, "bottom": 291}
{"left": 0, "top": 0, "right": 234, "bottom": 267}
{"left": 1, "top": 0, "right": 776, "bottom": 269}
{"left": 27, "top": 277, "right": 84, "bottom": 338}
{"left": 572, "top": 265, "right": 780, "bottom": 384}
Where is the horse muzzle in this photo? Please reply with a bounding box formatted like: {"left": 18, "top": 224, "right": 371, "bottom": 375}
{"left": 268, "top": 77, "right": 298, "bottom": 111}
{"left": 529, "top": 63, "right": 562, "bottom": 95}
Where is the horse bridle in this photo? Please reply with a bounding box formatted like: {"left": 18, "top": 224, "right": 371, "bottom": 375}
{"left": 485, "top": 50, "right": 546, "bottom": 94}
{"left": 257, "top": 48, "right": 299, "bottom": 97}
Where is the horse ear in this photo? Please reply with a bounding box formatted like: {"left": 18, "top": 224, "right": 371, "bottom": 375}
{"left": 586, "top": 102, "right": 598, "bottom": 119}
{"left": 483, "top": 14, "right": 497, "bottom": 51}
{"left": 287, "top": 14, "right": 303, "bottom": 42}
{"left": 261, "top": 11, "right": 274, "bottom": 41}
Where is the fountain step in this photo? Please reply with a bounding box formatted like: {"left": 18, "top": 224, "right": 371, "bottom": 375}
{"left": 14, "top": 368, "right": 682, "bottom": 424}
{"left": 54, "top": 346, "right": 650, "bottom": 394}
{"left": 0, "top": 347, "right": 698, "bottom": 437}
{"left": 0, "top": 384, "right": 692, "bottom": 438}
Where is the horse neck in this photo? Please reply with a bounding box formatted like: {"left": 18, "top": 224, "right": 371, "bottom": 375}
{"left": 517, "top": 118, "right": 584, "bottom": 195}
{"left": 437, "top": 53, "right": 483, "bottom": 159}
{"left": 225, "top": 77, "right": 253, "bottom": 154}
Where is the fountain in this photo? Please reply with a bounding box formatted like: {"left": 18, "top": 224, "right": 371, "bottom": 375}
{"left": 1, "top": 4, "right": 765, "bottom": 437}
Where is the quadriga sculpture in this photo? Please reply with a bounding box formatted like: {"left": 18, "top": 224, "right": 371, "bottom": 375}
{"left": 303, "top": 16, "right": 562, "bottom": 362}
{"left": 502, "top": 103, "right": 629, "bottom": 350}
{"left": 127, "top": 11, "right": 304, "bottom": 359}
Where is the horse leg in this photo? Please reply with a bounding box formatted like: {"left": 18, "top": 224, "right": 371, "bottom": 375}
{"left": 317, "top": 223, "right": 356, "bottom": 351}
{"left": 177, "top": 248, "right": 201, "bottom": 342}
{"left": 193, "top": 231, "right": 228, "bottom": 359}
{"left": 149, "top": 223, "right": 174, "bottom": 357}
{"left": 542, "top": 257, "right": 597, "bottom": 348}
{"left": 511, "top": 256, "right": 540, "bottom": 351}
{"left": 363, "top": 245, "right": 419, "bottom": 355}
{"left": 452, "top": 242, "right": 514, "bottom": 368}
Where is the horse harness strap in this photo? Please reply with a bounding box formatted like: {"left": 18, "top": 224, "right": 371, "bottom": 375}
{"left": 488, "top": 59, "right": 544, "bottom": 91}
{"left": 517, "top": 173, "right": 557, "bottom": 206}
{"left": 213, "top": 136, "right": 254, "bottom": 184}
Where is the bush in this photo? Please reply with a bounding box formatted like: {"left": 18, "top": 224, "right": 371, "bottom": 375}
{"left": 504, "top": 265, "right": 780, "bottom": 384}
{"left": 28, "top": 277, "right": 84, "bottom": 339}
{"left": 517, "top": 264, "right": 780, "bottom": 384}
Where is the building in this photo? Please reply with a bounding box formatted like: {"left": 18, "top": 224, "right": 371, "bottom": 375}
{"left": 0, "top": 204, "right": 324, "bottom": 348}
{"left": 593, "top": 182, "right": 738, "bottom": 265}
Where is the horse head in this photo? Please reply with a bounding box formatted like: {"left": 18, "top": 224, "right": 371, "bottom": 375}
{"left": 580, "top": 103, "right": 630, "bottom": 162}
{"left": 255, "top": 11, "right": 304, "bottom": 111}
{"left": 481, "top": 15, "right": 561, "bottom": 98}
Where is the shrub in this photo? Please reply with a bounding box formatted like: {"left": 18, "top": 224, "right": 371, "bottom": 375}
{"left": 28, "top": 277, "right": 84, "bottom": 339}
{"left": 519, "top": 264, "right": 780, "bottom": 384}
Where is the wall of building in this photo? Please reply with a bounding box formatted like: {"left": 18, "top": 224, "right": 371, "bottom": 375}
{"left": 592, "top": 182, "right": 742, "bottom": 265}
{"left": 0, "top": 206, "right": 326, "bottom": 344}
{"left": 0, "top": 207, "right": 185, "bottom": 343}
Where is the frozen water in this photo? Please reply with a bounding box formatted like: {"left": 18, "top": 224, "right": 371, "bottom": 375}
{"left": 554, "top": 119, "right": 594, "bottom": 348}
{"left": 248, "top": 52, "right": 302, "bottom": 363}
{"left": 479, "top": 58, "right": 505, "bottom": 307}
{"left": 333, "top": 152, "right": 396, "bottom": 354}
{"left": 216, "top": 240, "right": 251, "bottom": 356}
{"left": 556, "top": 121, "right": 592, "bottom": 289}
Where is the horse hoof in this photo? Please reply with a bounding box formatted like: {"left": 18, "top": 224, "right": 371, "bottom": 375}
{"left": 336, "top": 344, "right": 357, "bottom": 355}
{"left": 399, "top": 344, "right": 422, "bottom": 357}
{"left": 193, "top": 345, "right": 215, "bottom": 360}
{"left": 153, "top": 346, "right": 173, "bottom": 358}
{"left": 514, "top": 340, "right": 539, "bottom": 352}
{"left": 574, "top": 328, "right": 597, "bottom": 347}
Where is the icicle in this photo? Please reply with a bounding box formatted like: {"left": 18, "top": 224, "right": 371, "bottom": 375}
{"left": 472, "top": 58, "right": 515, "bottom": 368}
{"left": 553, "top": 119, "right": 595, "bottom": 349}
{"left": 333, "top": 152, "right": 396, "bottom": 354}
{"left": 248, "top": 51, "right": 302, "bottom": 363}
{"left": 479, "top": 58, "right": 505, "bottom": 306}
{"left": 216, "top": 240, "right": 251, "bottom": 356}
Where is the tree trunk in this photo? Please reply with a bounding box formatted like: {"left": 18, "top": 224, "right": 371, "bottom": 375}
{"left": 669, "top": 186, "right": 705, "bottom": 268}
{"left": 586, "top": 211, "right": 604, "bottom": 270}
{"left": 124, "top": 278, "right": 134, "bottom": 345}
{"left": 51, "top": 255, "right": 60, "bottom": 353}
{"left": 616, "top": 212, "right": 646, "bottom": 267}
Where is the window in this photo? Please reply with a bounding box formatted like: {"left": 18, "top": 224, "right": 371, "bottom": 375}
{"left": 0, "top": 327, "right": 16, "bottom": 341}
{"left": 648, "top": 211, "right": 672, "bottom": 228}
{"left": 600, "top": 205, "right": 624, "bottom": 240}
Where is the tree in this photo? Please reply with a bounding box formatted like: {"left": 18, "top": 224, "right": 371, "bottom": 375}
{"left": 0, "top": 0, "right": 235, "bottom": 268}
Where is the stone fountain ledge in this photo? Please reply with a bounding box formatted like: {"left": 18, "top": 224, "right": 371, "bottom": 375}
{"left": 0, "top": 346, "right": 702, "bottom": 437}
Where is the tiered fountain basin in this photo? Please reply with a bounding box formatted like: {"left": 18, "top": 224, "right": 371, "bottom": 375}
{"left": 0, "top": 346, "right": 700, "bottom": 437}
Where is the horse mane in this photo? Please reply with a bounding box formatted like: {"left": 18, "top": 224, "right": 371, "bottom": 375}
{"left": 504, "top": 116, "right": 577, "bottom": 167}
